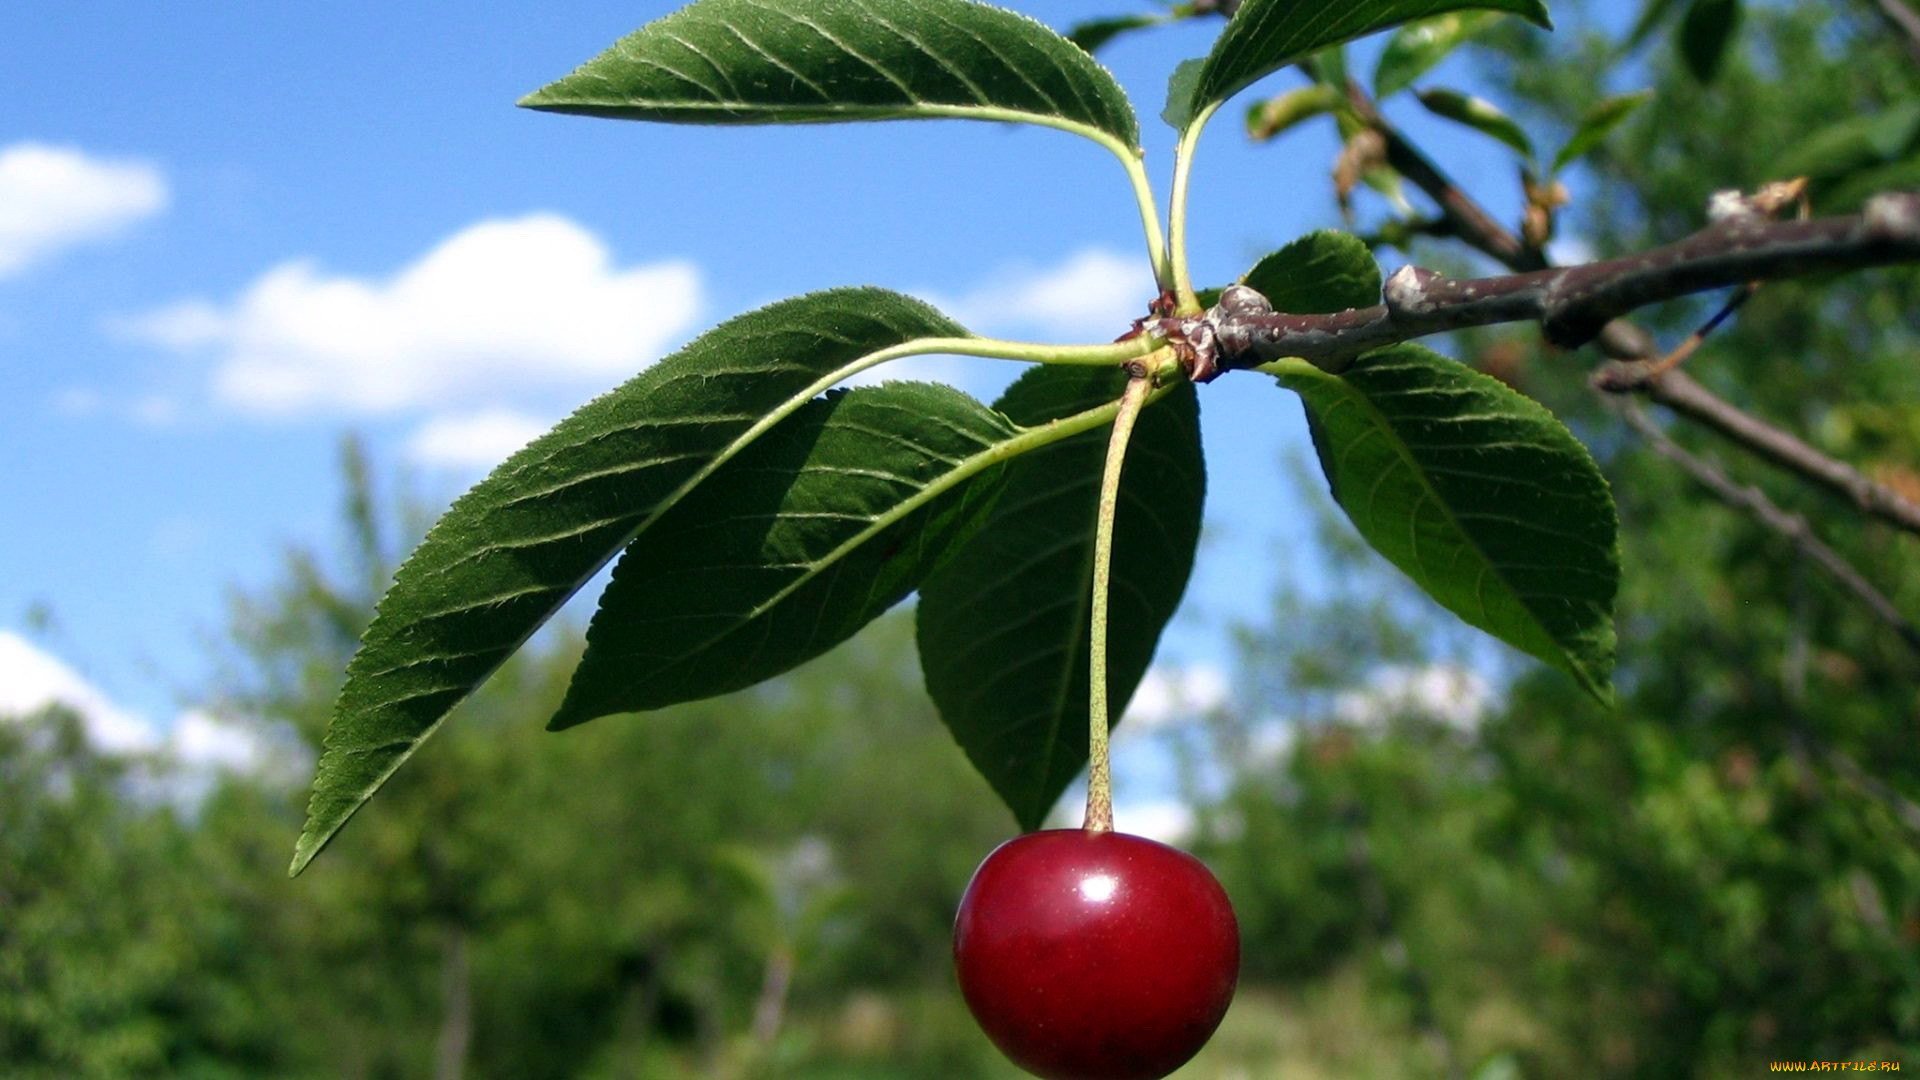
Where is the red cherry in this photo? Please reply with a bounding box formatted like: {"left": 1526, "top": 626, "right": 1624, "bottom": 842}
{"left": 953, "top": 829, "right": 1239, "bottom": 1080}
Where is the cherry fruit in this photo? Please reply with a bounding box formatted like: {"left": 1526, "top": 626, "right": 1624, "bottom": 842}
{"left": 953, "top": 829, "right": 1239, "bottom": 1080}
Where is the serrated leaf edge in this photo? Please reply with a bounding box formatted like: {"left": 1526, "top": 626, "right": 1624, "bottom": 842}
{"left": 548, "top": 381, "right": 1166, "bottom": 731}
{"left": 291, "top": 328, "right": 1007, "bottom": 876}
{"left": 1271, "top": 354, "right": 1614, "bottom": 703}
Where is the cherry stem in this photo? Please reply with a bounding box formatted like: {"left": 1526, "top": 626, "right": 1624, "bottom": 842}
{"left": 1084, "top": 368, "right": 1153, "bottom": 834}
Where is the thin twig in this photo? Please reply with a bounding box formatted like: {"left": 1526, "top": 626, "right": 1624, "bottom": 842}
{"left": 1338, "top": 94, "right": 1920, "bottom": 543}
{"left": 1630, "top": 370, "right": 1920, "bottom": 537}
{"left": 1614, "top": 400, "right": 1920, "bottom": 656}
{"left": 1815, "top": 740, "right": 1920, "bottom": 834}
{"left": 1344, "top": 85, "right": 1549, "bottom": 271}
{"left": 1868, "top": 0, "right": 1920, "bottom": 68}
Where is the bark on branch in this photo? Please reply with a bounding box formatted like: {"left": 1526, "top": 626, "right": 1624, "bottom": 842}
{"left": 1169, "top": 193, "right": 1920, "bottom": 376}
{"left": 1615, "top": 401, "right": 1920, "bottom": 658}
{"left": 1323, "top": 82, "right": 1920, "bottom": 541}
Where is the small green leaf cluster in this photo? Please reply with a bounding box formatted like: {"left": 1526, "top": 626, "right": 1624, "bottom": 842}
{"left": 293, "top": 0, "right": 1617, "bottom": 876}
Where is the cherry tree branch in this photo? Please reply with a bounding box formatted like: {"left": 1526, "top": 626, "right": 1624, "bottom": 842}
{"left": 1319, "top": 85, "right": 1920, "bottom": 542}
{"left": 1341, "top": 85, "right": 1549, "bottom": 272}
{"left": 1624, "top": 369, "right": 1920, "bottom": 535}
{"left": 1171, "top": 192, "right": 1920, "bottom": 372}
{"left": 1614, "top": 401, "right": 1920, "bottom": 657}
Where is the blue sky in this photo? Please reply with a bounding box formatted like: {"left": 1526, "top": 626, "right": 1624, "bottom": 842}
{"left": 2, "top": 3, "right": 1580, "bottom": 780}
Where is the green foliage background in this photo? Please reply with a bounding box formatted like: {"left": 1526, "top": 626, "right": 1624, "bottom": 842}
{"left": 5, "top": 2, "right": 1919, "bottom": 1076}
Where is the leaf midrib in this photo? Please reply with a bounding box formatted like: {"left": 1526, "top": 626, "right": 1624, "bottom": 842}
{"left": 1280, "top": 357, "right": 1574, "bottom": 672}
{"left": 615, "top": 397, "right": 1132, "bottom": 687}
{"left": 294, "top": 333, "right": 966, "bottom": 874}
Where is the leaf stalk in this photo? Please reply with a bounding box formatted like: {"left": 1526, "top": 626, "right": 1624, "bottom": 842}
{"left": 1083, "top": 365, "right": 1157, "bottom": 833}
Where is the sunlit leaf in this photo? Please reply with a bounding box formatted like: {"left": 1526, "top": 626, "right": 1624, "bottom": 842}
{"left": 1271, "top": 345, "right": 1617, "bottom": 702}
{"left": 1373, "top": 12, "right": 1501, "bottom": 100}
{"left": 551, "top": 381, "right": 1051, "bottom": 728}
{"left": 1417, "top": 88, "right": 1533, "bottom": 158}
{"left": 1188, "top": 0, "right": 1551, "bottom": 118}
{"left": 1241, "top": 230, "right": 1382, "bottom": 313}
{"left": 917, "top": 367, "right": 1205, "bottom": 829}
{"left": 1551, "top": 90, "right": 1652, "bottom": 174}
{"left": 520, "top": 0, "right": 1140, "bottom": 150}
{"left": 1245, "top": 84, "right": 1345, "bottom": 141}
{"left": 292, "top": 289, "right": 970, "bottom": 874}
{"left": 1164, "top": 57, "right": 1208, "bottom": 132}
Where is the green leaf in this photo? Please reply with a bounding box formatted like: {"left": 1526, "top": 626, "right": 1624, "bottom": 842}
{"left": 291, "top": 288, "right": 970, "bottom": 875}
{"left": 1678, "top": 0, "right": 1741, "bottom": 84}
{"left": 1242, "top": 230, "right": 1382, "bottom": 313}
{"left": 1310, "top": 43, "right": 1351, "bottom": 90}
{"left": 1776, "top": 101, "right": 1920, "bottom": 184}
{"left": 917, "top": 366, "right": 1205, "bottom": 829}
{"left": 1625, "top": 0, "right": 1686, "bottom": 50}
{"left": 1068, "top": 14, "right": 1166, "bottom": 54}
{"left": 551, "top": 381, "right": 1049, "bottom": 728}
{"left": 1550, "top": 90, "right": 1652, "bottom": 174}
{"left": 1271, "top": 345, "right": 1617, "bottom": 702}
{"left": 519, "top": 0, "right": 1140, "bottom": 151}
{"left": 1245, "top": 84, "right": 1345, "bottom": 141}
{"left": 1373, "top": 12, "right": 1500, "bottom": 101}
{"left": 1163, "top": 57, "right": 1207, "bottom": 132}
{"left": 1189, "top": 0, "right": 1551, "bottom": 115}
{"left": 1818, "top": 156, "right": 1920, "bottom": 214}
{"left": 1416, "top": 88, "right": 1533, "bottom": 158}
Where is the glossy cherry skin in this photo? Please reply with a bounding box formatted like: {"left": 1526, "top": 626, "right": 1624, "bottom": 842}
{"left": 953, "top": 829, "right": 1239, "bottom": 1080}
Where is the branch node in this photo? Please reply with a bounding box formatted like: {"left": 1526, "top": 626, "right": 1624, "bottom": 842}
{"left": 1383, "top": 265, "right": 1443, "bottom": 318}
{"left": 1865, "top": 192, "right": 1920, "bottom": 242}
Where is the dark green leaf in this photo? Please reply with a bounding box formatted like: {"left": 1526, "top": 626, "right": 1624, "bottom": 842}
{"left": 1678, "top": 0, "right": 1741, "bottom": 84}
{"left": 292, "top": 289, "right": 969, "bottom": 875}
{"left": 917, "top": 366, "right": 1205, "bottom": 829}
{"left": 551, "top": 379, "right": 1118, "bottom": 728}
{"left": 1550, "top": 90, "right": 1652, "bottom": 174}
{"left": 1373, "top": 12, "right": 1500, "bottom": 100}
{"left": 1245, "top": 84, "right": 1345, "bottom": 141}
{"left": 519, "top": 0, "right": 1140, "bottom": 150}
{"left": 1242, "top": 230, "right": 1382, "bottom": 313}
{"left": 1068, "top": 14, "right": 1166, "bottom": 54}
{"left": 1271, "top": 345, "right": 1617, "bottom": 702}
{"left": 1416, "top": 88, "right": 1533, "bottom": 158}
{"left": 1189, "top": 0, "right": 1551, "bottom": 117}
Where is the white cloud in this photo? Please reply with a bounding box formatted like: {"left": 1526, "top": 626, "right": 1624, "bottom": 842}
{"left": 406, "top": 407, "right": 552, "bottom": 470}
{"left": 0, "top": 143, "right": 167, "bottom": 278}
{"left": 1121, "top": 662, "right": 1231, "bottom": 737}
{"left": 123, "top": 213, "right": 702, "bottom": 417}
{"left": 925, "top": 247, "right": 1155, "bottom": 342}
{"left": 1333, "top": 663, "right": 1493, "bottom": 731}
{"left": 1547, "top": 234, "right": 1597, "bottom": 267}
{"left": 0, "top": 631, "right": 305, "bottom": 793}
{"left": 0, "top": 630, "right": 155, "bottom": 753}
{"left": 1245, "top": 715, "right": 1299, "bottom": 765}
{"left": 168, "top": 708, "right": 301, "bottom": 781}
